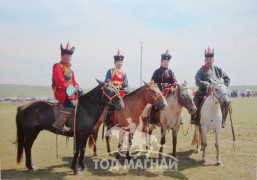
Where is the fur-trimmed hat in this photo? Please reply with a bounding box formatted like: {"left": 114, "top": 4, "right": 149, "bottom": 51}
{"left": 60, "top": 41, "right": 75, "bottom": 55}
{"left": 205, "top": 47, "right": 214, "bottom": 58}
{"left": 161, "top": 50, "right": 172, "bottom": 60}
{"left": 114, "top": 50, "right": 124, "bottom": 61}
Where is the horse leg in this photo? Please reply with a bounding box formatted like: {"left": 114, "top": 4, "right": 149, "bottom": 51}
{"left": 146, "top": 126, "right": 153, "bottom": 151}
{"left": 126, "top": 133, "right": 133, "bottom": 161}
{"left": 71, "top": 135, "right": 81, "bottom": 175}
{"left": 195, "top": 125, "right": 201, "bottom": 153}
{"left": 201, "top": 128, "right": 208, "bottom": 166}
{"left": 116, "top": 131, "right": 125, "bottom": 159}
{"left": 172, "top": 130, "right": 178, "bottom": 158}
{"left": 79, "top": 135, "right": 88, "bottom": 171}
{"left": 159, "top": 128, "right": 166, "bottom": 159}
{"left": 24, "top": 128, "right": 40, "bottom": 171}
{"left": 106, "top": 126, "right": 112, "bottom": 156}
{"left": 215, "top": 128, "right": 223, "bottom": 166}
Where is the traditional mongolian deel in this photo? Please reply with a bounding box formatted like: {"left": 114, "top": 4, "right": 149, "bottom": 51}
{"left": 105, "top": 50, "right": 128, "bottom": 90}
{"left": 151, "top": 50, "right": 176, "bottom": 92}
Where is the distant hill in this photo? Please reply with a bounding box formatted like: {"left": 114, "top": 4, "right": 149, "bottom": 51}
{"left": 0, "top": 84, "right": 256, "bottom": 97}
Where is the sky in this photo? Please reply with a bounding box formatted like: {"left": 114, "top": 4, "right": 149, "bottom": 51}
{"left": 1, "top": 0, "right": 257, "bottom": 89}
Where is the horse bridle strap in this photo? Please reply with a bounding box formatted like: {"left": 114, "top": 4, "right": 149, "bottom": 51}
{"left": 101, "top": 86, "right": 120, "bottom": 103}
{"left": 146, "top": 86, "right": 162, "bottom": 102}
{"left": 177, "top": 87, "right": 193, "bottom": 107}
{"left": 211, "top": 83, "right": 227, "bottom": 104}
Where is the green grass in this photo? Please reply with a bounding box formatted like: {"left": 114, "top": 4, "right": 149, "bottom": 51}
{"left": 1, "top": 97, "right": 257, "bottom": 179}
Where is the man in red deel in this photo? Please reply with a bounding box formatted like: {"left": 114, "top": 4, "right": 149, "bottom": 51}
{"left": 52, "top": 41, "right": 82, "bottom": 132}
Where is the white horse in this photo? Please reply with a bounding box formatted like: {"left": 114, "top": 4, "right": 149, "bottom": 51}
{"left": 141, "top": 81, "right": 197, "bottom": 158}
{"left": 192, "top": 78, "right": 230, "bottom": 166}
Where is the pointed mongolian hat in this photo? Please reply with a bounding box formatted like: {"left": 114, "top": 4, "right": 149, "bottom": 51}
{"left": 205, "top": 47, "right": 214, "bottom": 58}
{"left": 114, "top": 49, "right": 124, "bottom": 61}
{"left": 161, "top": 50, "right": 172, "bottom": 60}
{"left": 60, "top": 41, "right": 75, "bottom": 55}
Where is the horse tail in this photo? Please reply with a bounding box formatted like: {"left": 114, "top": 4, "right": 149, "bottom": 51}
{"left": 191, "top": 125, "right": 202, "bottom": 146}
{"left": 16, "top": 106, "right": 24, "bottom": 164}
{"left": 88, "top": 133, "right": 95, "bottom": 149}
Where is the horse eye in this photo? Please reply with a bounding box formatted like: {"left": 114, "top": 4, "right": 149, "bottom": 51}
{"left": 215, "top": 88, "right": 218, "bottom": 91}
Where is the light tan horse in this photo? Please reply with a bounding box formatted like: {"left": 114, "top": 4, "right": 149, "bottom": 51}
{"left": 88, "top": 81, "right": 167, "bottom": 159}
{"left": 141, "top": 82, "right": 197, "bottom": 158}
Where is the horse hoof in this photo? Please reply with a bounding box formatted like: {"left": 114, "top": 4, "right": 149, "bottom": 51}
{"left": 81, "top": 165, "right": 88, "bottom": 171}
{"left": 109, "top": 152, "right": 114, "bottom": 157}
{"left": 73, "top": 168, "right": 82, "bottom": 175}
{"left": 216, "top": 162, "right": 224, "bottom": 167}
{"left": 201, "top": 160, "right": 207, "bottom": 166}
{"left": 93, "top": 153, "right": 97, "bottom": 157}
{"left": 116, "top": 153, "right": 121, "bottom": 159}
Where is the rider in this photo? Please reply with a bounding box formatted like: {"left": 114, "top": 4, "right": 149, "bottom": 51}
{"left": 191, "top": 47, "right": 230, "bottom": 127}
{"left": 149, "top": 50, "right": 177, "bottom": 124}
{"left": 104, "top": 50, "right": 129, "bottom": 127}
{"left": 52, "top": 41, "right": 83, "bottom": 132}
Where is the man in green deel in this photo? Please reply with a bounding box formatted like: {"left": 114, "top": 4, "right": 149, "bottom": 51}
{"left": 191, "top": 47, "right": 230, "bottom": 127}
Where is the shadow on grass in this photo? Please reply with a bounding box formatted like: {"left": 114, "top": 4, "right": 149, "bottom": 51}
{"left": 1, "top": 150, "right": 200, "bottom": 179}
{"left": 62, "top": 149, "right": 199, "bottom": 179}
{"left": 1, "top": 163, "right": 73, "bottom": 180}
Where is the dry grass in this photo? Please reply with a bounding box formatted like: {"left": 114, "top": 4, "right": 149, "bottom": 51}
{"left": 1, "top": 97, "right": 257, "bottom": 179}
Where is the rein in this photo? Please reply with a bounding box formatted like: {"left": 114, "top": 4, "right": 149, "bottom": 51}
{"left": 211, "top": 83, "right": 228, "bottom": 105}
{"left": 84, "top": 84, "right": 121, "bottom": 106}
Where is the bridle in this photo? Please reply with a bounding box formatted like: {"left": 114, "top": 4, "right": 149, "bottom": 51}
{"left": 177, "top": 87, "right": 194, "bottom": 108}
{"left": 211, "top": 82, "right": 228, "bottom": 105}
{"left": 85, "top": 84, "right": 121, "bottom": 105}
{"left": 101, "top": 84, "right": 121, "bottom": 104}
{"left": 146, "top": 86, "right": 163, "bottom": 105}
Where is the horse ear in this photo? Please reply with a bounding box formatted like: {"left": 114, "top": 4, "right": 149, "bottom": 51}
{"left": 95, "top": 79, "right": 105, "bottom": 86}
{"left": 176, "top": 82, "right": 182, "bottom": 89}
{"left": 183, "top": 80, "right": 188, "bottom": 86}
{"left": 143, "top": 81, "right": 149, "bottom": 86}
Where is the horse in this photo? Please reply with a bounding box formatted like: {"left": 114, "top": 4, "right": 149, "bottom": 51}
{"left": 16, "top": 79, "right": 124, "bottom": 175}
{"left": 191, "top": 78, "right": 230, "bottom": 166}
{"left": 141, "top": 81, "right": 197, "bottom": 158}
{"left": 87, "top": 81, "right": 168, "bottom": 159}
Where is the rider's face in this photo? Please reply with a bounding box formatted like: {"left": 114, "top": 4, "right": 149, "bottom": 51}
{"left": 161, "top": 60, "right": 169, "bottom": 69}
{"left": 61, "top": 54, "right": 72, "bottom": 65}
{"left": 205, "top": 57, "right": 214, "bottom": 67}
{"left": 114, "top": 60, "right": 123, "bottom": 69}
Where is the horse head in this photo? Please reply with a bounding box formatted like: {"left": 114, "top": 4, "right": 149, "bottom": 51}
{"left": 143, "top": 81, "right": 167, "bottom": 110}
{"left": 96, "top": 79, "right": 125, "bottom": 111}
{"left": 176, "top": 81, "right": 197, "bottom": 114}
{"left": 209, "top": 78, "right": 230, "bottom": 108}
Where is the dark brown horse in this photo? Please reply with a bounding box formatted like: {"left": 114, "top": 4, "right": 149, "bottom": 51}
{"left": 16, "top": 80, "right": 124, "bottom": 175}
{"left": 88, "top": 81, "right": 168, "bottom": 159}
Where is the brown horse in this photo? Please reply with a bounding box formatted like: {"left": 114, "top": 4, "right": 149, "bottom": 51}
{"left": 88, "top": 81, "right": 168, "bottom": 159}
{"left": 141, "top": 82, "right": 197, "bottom": 158}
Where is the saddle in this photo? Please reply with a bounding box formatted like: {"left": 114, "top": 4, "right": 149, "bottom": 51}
{"left": 52, "top": 103, "right": 75, "bottom": 131}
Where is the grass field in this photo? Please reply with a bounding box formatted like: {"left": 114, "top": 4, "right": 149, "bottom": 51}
{"left": 1, "top": 97, "right": 257, "bottom": 180}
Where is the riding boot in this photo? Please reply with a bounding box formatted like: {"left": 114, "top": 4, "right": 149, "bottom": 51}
{"left": 104, "top": 106, "right": 115, "bottom": 127}
{"left": 147, "top": 107, "right": 160, "bottom": 125}
{"left": 221, "top": 106, "right": 229, "bottom": 128}
{"left": 53, "top": 109, "right": 73, "bottom": 132}
{"left": 191, "top": 114, "right": 197, "bottom": 124}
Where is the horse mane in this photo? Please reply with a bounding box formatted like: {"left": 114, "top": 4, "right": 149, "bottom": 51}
{"left": 124, "top": 86, "right": 144, "bottom": 98}
{"left": 78, "top": 85, "right": 102, "bottom": 103}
